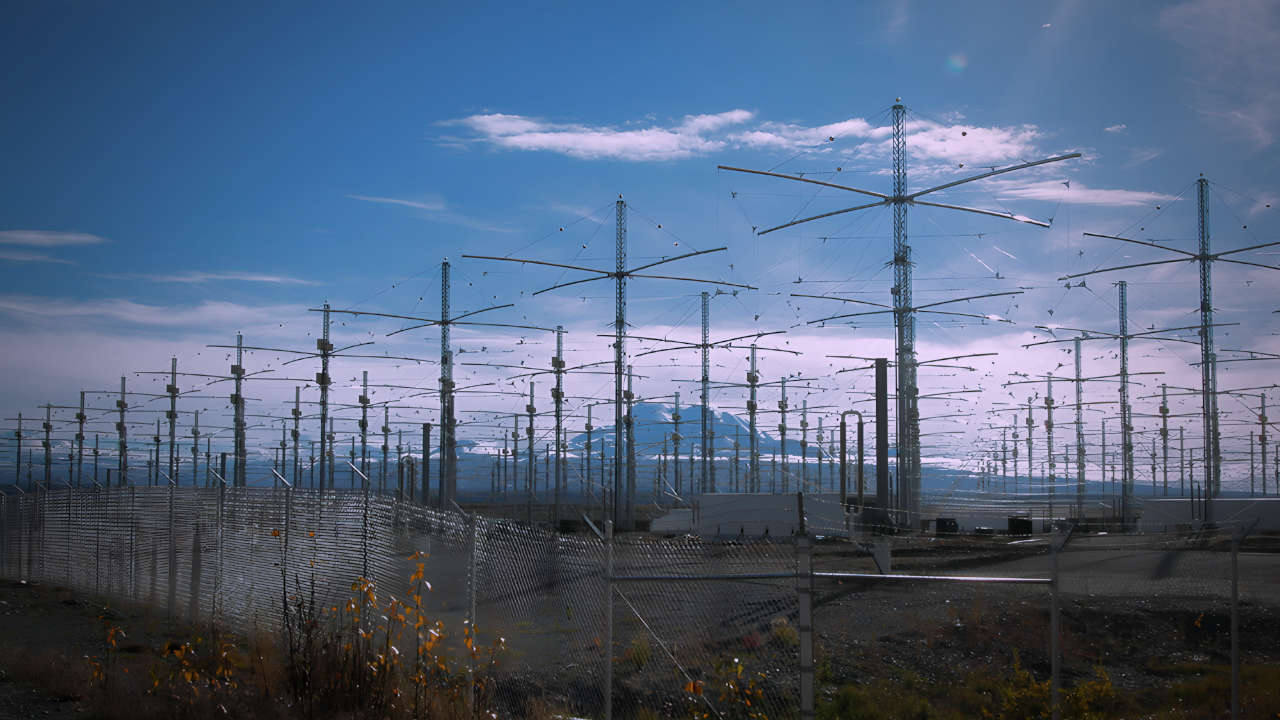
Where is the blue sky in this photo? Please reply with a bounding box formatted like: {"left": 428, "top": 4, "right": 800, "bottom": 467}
{"left": 2, "top": 0, "right": 1278, "bottom": 488}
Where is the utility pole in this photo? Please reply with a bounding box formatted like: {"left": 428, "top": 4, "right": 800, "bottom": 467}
{"left": 41, "top": 404, "right": 52, "bottom": 489}
{"left": 232, "top": 334, "right": 247, "bottom": 486}
{"left": 1180, "top": 427, "right": 1186, "bottom": 496}
{"left": 317, "top": 305, "right": 333, "bottom": 489}
{"left": 1025, "top": 399, "right": 1034, "bottom": 496}
{"left": 800, "top": 399, "right": 809, "bottom": 493}
{"left": 291, "top": 388, "right": 301, "bottom": 487}
{"left": 191, "top": 411, "right": 200, "bottom": 486}
{"left": 75, "top": 392, "right": 86, "bottom": 488}
{"left": 166, "top": 357, "right": 178, "bottom": 486}
{"left": 1260, "top": 394, "right": 1269, "bottom": 498}
{"left": 552, "top": 326, "right": 565, "bottom": 527}
{"left": 526, "top": 382, "right": 536, "bottom": 523}
{"left": 381, "top": 406, "right": 391, "bottom": 494}
{"left": 117, "top": 377, "right": 128, "bottom": 487}
{"left": 1160, "top": 384, "right": 1170, "bottom": 496}
{"left": 1001, "top": 428, "right": 1009, "bottom": 493}
{"left": 671, "top": 393, "right": 681, "bottom": 496}
{"left": 440, "top": 261, "right": 457, "bottom": 507}
{"left": 1074, "top": 339, "right": 1086, "bottom": 517}
{"left": 359, "top": 370, "right": 370, "bottom": 483}
{"left": 779, "top": 378, "right": 789, "bottom": 492}
{"left": 1119, "top": 281, "right": 1134, "bottom": 526}
{"left": 584, "top": 405, "right": 593, "bottom": 499}
{"left": 1011, "top": 415, "right": 1020, "bottom": 495}
{"left": 1045, "top": 374, "right": 1055, "bottom": 514}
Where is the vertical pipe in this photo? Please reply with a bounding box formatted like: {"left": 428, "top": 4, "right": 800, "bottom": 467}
{"left": 748, "top": 345, "right": 759, "bottom": 493}
{"left": 875, "top": 359, "right": 889, "bottom": 510}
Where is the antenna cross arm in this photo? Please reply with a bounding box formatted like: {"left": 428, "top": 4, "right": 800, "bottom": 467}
{"left": 907, "top": 152, "right": 1081, "bottom": 199}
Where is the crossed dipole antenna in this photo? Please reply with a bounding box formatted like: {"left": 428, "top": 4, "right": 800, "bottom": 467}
{"left": 1059, "top": 177, "right": 1280, "bottom": 521}
{"left": 721, "top": 99, "right": 1079, "bottom": 523}
{"left": 625, "top": 290, "right": 786, "bottom": 495}
{"left": 464, "top": 197, "right": 754, "bottom": 529}
{"left": 315, "top": 260, "right": 553, "bottom": 506}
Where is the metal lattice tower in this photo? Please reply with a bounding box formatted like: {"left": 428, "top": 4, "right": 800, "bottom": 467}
{"left": 1118, "top": 281, "right": 1134, "bottom": 525}
{"left": 441, "top": 260, "right": 457, "bottom": 506}
{"left": 700, "top": 291, "right": 711, "bottom": 494}
{"left": 1075, "top": 339, "right": 1086, "bottom": 516}
{"left": 890, "top": 101, "right": 921, "bottom": 523}
{"left": 1195, "top": 178, "right": 1222, "bottom": 507}
{"left": 614, "top": 198, "right": 627, "bottom": 526}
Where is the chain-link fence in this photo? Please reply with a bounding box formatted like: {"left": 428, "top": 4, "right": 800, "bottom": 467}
{"left": 0, "top": 486, "right": 1267, "bottom": 718}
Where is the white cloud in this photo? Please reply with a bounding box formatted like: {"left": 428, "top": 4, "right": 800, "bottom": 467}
{"left": 446, "top": 108, "right": 1054, "bottom": 173}
{"left": 1160, "top": 0, "right": 1280, "bottom": 147}
{"left": 444, "top": 110, "right": 756, "bottom": 161}
{"left": 986, "top": 179, "right": 1174, "bottom": 207}
{"left": 1104, "top": 124, "right": 1127, "bottom": 133}
{"left": 91, "top": 271, "right": 317, "bottom": 285}
{"left": 0, "top": 230, "right": 107, "bottom": 247}
{"left": 0, "top": 249, "right": 76, "bottom": 264}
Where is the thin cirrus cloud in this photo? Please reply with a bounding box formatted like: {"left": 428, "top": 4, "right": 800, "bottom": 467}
{"left": 444, "top": 109, "right": 1050, "bottom": 169}
{"left": 347, "top": 193, "right": 514, "bottom": 233}
{"left": 0, "top": 294, "right": 300, "bottom": 329}
{"left": 0, "top": 230, "right": 107, "bottom": 247}
{"left": 987, "top": 179, "right": 1173, "bottom": 207}
{"left": 443, "top": 110, "right": 756, "bottom": 161}
{"left": 0, "top": 249, "right": 76, "bottom": 265}
{"left": 91, "top": 270, "right": 317, "bottom": 285}
{"left": 1160, "top": 0, "right": 1279, "bottom": 148}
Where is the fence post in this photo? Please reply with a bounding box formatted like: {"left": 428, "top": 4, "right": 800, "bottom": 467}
{"left": 1231, "top": 531, "right": 1239, "bottom": 720}
{"left": 797, "top": 493, "right": 814, "bottom": 720}
{"left": 604, "top": 519, "right": 614, "bottom": 720}
{"left": 466, "top": 511, "right": 477, "bottom": 717}
{"left": 1051, "top": 532, "right": 1061, "bottom": 720}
